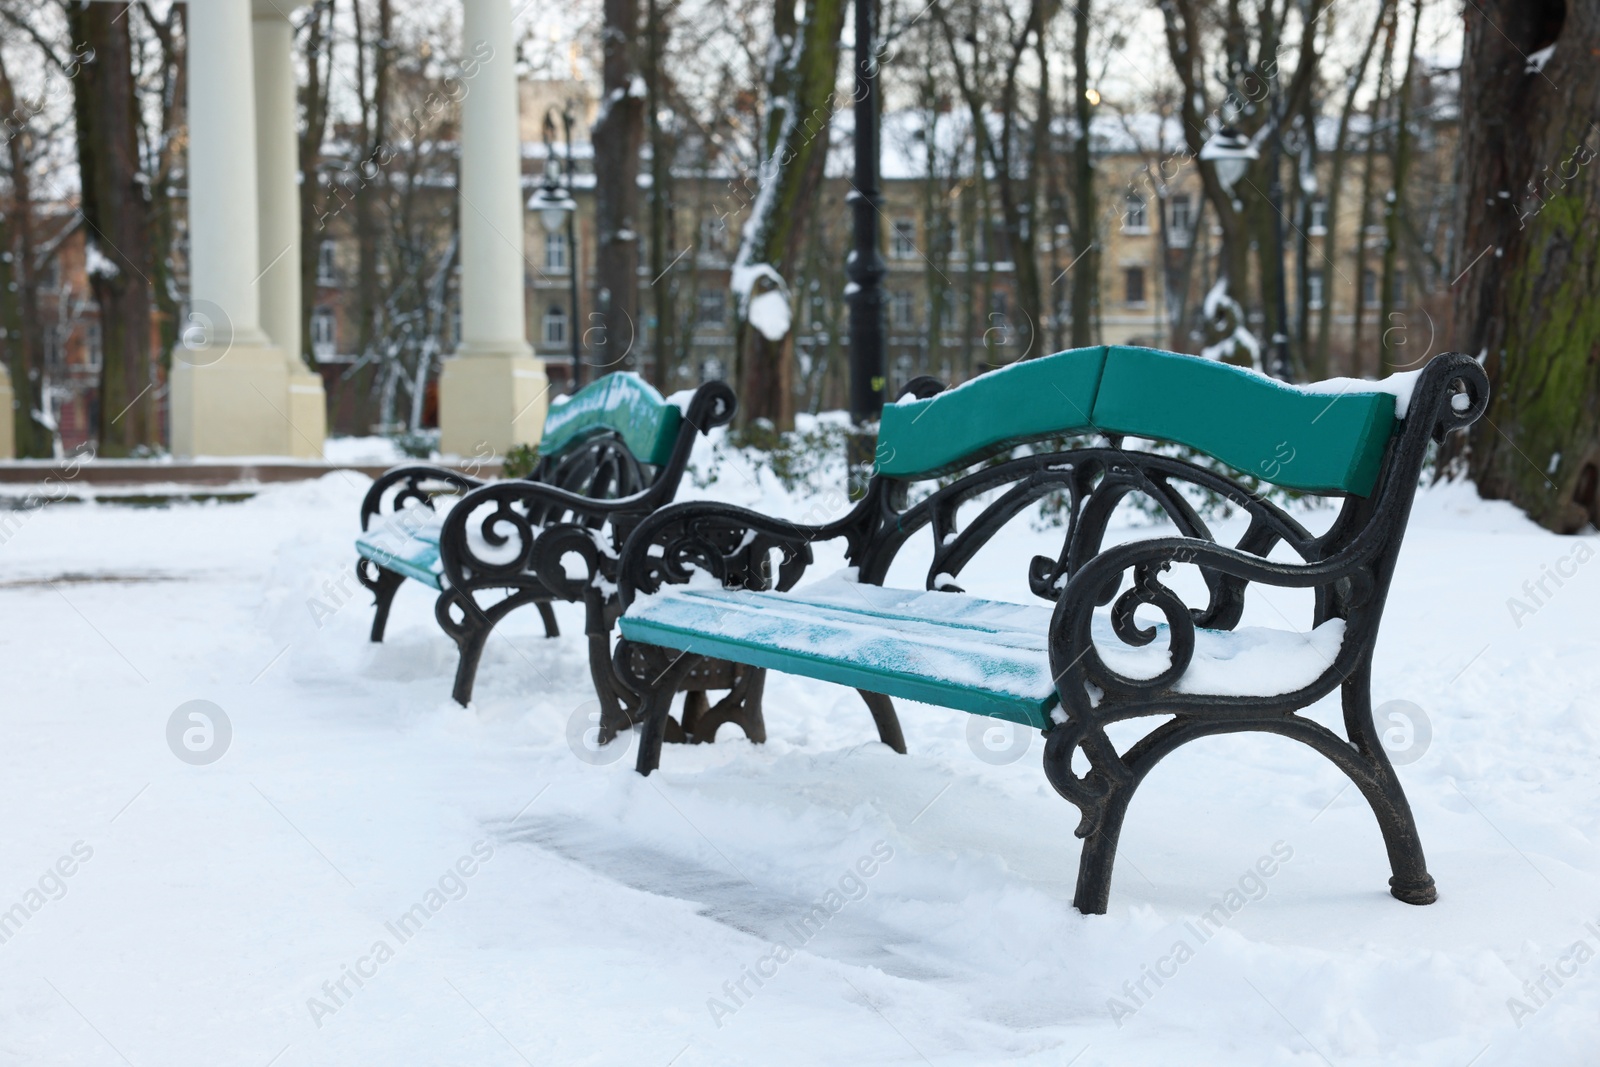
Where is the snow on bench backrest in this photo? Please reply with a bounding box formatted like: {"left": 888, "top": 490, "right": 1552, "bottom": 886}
{"left": 538, "top": 372, "right": 684, "bottom": 467}
{"left": 876, "top": 345, "right": 1402, "bottom": 496}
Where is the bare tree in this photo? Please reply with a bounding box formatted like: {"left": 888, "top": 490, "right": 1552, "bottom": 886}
{"left": 1067, "top": 0, "right": 1095, "bottom": 349}
{"left": 298, "top": 0, "right": 336, "bottom": 373}
{"left": 1376, "top": 0, "right": 1422, "bottom": 376}
{"left": 591, "top": 0, "right": 645, "bottom": 380}
{"left": 1312, "top": 0, "right": 1391, "bottom": 379}
{"left": 0, "top": 43, "right": 58, "bottom": 456}
{"left": 135, "top": 0, "right": 187, "bottom": 375}
{"left": 65, "top": 0, "right": 159, "bottom": 453}
{"left": 642, "top": 0, "right": 676, "bottom": 389}
{"left": 1158, "top": 0, "right": 1326, "bottom": 370}
{"left": 729, "top": 0, "right": 847, "bottom": 429}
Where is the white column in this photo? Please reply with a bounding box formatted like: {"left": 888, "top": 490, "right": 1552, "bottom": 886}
{"left": 253, "top": 0, "right": 326, "bottom": 457}
{"left": 438, "top": 0, "right": 548, "bottom": 457}
{"left": 169, "top": 0, "right": 291, "bottom": 457}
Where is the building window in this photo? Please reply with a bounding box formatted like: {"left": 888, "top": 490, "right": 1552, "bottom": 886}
{"left": 696, "top": 288, "right": 725, "bottom": 326}
{"left": 1309, "top": 197, "right": 1328, "bottom": 235}
{"left": 86, "top": 320, "right": 103, "bottom": 370}
{"left": 316, "top": 240, "right": 338, "bottom": 286}
{"left": 543, "top": 305, "right": 568, "bottom": 345}
{"left": 1169, "top": 195, "right": 1193, "bottom": 247}
{"left": 700, "top": 216, "right": 725, "bottom": 254}
{"left": 978, "top": 218, "right": 1010, "bottom": 264}
{"left": 1124, "top": 194, "right": 1149, "bottom": 234}
{"left": 891, "top": 218, "right": 917, "bottom": 260}
{"left": 38, "top": 256, "right": 60, "bottom": 291}
{"left": 1361, "top": 269, "right": 1378, "bottom": 306}
{"left": 939, "top": 291, "right": 958, "bottom": 333}
{"left": 1307, "top": 270, "right": 1324, "bottom": 310}
{"left": 938, "top": 219, "right": 960, "bottom": 258}
{"left": 544, "top": 230, "right": 570, "bottom": 274}
{"left": 1170, "top": 195, "right": 1192, "bottom": 232}
{"left": 890, "top": 289, "right": 915, "bottom": 328}
{"left": 1391, "top": 272, "right": 1406, "bottom": 303}
{"left": 311, "top": 306, "right": 337, "bottom": 360}
{"left": 1124, "top": 266, "right": 1146, "bottom": 306}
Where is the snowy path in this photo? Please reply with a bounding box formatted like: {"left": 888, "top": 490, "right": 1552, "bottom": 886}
{"left": 1, "top": 468, "right": 1597, "bottom": 1065}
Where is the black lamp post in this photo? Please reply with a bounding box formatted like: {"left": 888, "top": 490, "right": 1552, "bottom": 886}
{"left": 845, "top": 0, "right": 886, "bottom": 496}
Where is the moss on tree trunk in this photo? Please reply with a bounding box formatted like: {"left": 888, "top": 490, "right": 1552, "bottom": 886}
{"left": 1455, "top": 1, "right": 1600, "bottom": 532}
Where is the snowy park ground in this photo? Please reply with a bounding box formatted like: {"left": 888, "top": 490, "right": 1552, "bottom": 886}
{"left": 1, "top": 437, "right": 1598, "bottom": 1066}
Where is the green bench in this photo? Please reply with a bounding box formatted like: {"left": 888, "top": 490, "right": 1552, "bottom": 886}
{"left": 611, "top": 347, "right": 1488, "bottom": 914}
{"left": 356, "top": 373, "right": 736, "bottom": 709}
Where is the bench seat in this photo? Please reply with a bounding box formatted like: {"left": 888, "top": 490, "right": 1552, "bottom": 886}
{"left": 619, "top": 575, "right": 1345, "bottom": 730}
{"left": 356, "top": 513, "right": 445, "bottom": 589}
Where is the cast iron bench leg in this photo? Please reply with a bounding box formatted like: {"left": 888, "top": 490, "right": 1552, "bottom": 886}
{"left": 357, "top": 559, "right": 406, "bottom": 643}
{"left": 1052, "top": 675, "right": 1437, "bottom": 915}
{"left": 438, "top": 590, "right": 496, "bottom": 707}
{"left": 681, "top": 665, "right": 768, "bottom": 744}
{"left": 1341, "top": 668, "right": 1436, "bottom": 904}
{"left": 856, "top": 690, "right": 907, "bottom": 754}
{"left": 537, "top": 601, "right": 560, "bottom": 639}
{"left": 616, "top": 640, "right": 699, "bottom": 775}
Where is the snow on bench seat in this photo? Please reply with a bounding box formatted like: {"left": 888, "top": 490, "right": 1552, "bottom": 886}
{"left": 619, "top": 574, "right": 1345, "bottom": 730}
{"left": 356, "top": 512, "right": 445, "bottom": 589}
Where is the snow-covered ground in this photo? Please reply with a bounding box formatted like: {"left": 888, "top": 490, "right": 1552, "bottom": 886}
{"left": 1, "top": 441, "right": 1597, "bottom": 1066}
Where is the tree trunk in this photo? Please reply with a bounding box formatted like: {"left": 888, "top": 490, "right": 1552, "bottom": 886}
{"left": 299, "top": 0, "right": 335, "bottom": 372}
{"left": 1455, "top": 0, "right": 1600, "bottom": 533}
{"left": 990, "top": 2, "right": 1046, "bottom": 361}
{"left": 347, "top": 0, "right": 390, "bottom": 432}
{"left": 593, "top": 0, "right": 646, "bottom": 379}
{"left": 142, "top": 1, "right": 188, "bottom": 382}
{"left": 1158, "top": 0, "right": 1252, "bottom": 367}
{"left": 643, "top": 0, "right": 674, "bottom": 390}
{"left": 1352, "top": 8, "right": 1398, "bottom": 379}
{"left": 0, "top": 50, "right": 54, "bottom": 457}
{"left": 67, "top": 1, "right": 157, "bottom": 455}
{"left": 1314, "top": 0, "right": 1391, "bottom": 380}
{"left": 730, "top": 0, "right": 846, "bottom": 429}
{"left": 1069, "top": 0, "right": 1095, "bottom": 349}
{"left": 1378, "top": 0, "right": 1423, "bottom": 377}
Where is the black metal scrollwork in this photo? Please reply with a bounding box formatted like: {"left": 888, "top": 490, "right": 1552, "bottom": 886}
{"left": 617, "top": 354, "right": 1487, "bottom": 915}
{"left": 421, "top": 380, "right": 738, "bottom": 710}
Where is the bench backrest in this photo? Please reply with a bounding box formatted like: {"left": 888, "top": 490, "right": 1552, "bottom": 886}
{"left": 538, "top": 372, "right": 684, "bottom": 468}
{"left": 875, "top": 346, "right": 1401, "bottom": 496}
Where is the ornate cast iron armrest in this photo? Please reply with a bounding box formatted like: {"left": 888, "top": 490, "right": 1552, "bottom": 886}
{"left": 1050, "top": 534, "right": 1385, "bottom": 703}
{"left": 617, "top": 501, "right": 841, "bottom": 607}
{"left": 436, "top": 477, "right": 668, "bottom": 594}
{"left": 359, "top": 464, "right": 488, "bottom": 533}
{"left": 1047, "top": 354, "right": 1491, "bottom": 705}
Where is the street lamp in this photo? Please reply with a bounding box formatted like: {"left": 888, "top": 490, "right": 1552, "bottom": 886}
{"left": 845, "top": 0, "right": 887, "bottom": 499}
{"left": 529, "top": 160, "right": 576, "bottom": 233}
{"left": 1200, "top": 126, "right": 1258, "bottom": 199}
{"left": 528, "top": 109, "right": 583, "bottom": 389}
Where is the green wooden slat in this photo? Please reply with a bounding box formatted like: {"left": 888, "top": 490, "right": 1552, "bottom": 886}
{"left": 875, "top": 347, "right": 1107, "bottom": 479}
{"left": 356, "top": 535, "right": 443, "bottom": 589}
{"left": 619, "top": 587, "right": 1057, "bottom": 728}
{"left": 876, "top": 344, "right": 1397, "bottom": 496}
{"left": 539, "top": 372, "right": 683, "bottom": 466}
{"left": 1091, "top": 346, "right": 1397, "bottom": 496}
